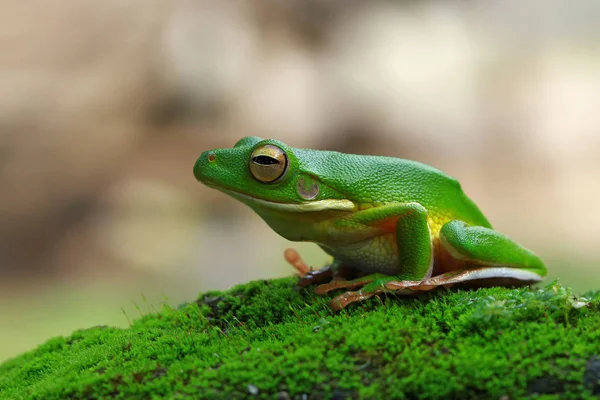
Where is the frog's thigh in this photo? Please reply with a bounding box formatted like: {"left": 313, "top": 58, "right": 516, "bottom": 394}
{"left": 437, "top": 220, "right": 546, "bottom": 285}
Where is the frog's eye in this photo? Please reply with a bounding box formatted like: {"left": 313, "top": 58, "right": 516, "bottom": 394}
{"left": 249, "top": 144, "right": 288, "bottom": 183}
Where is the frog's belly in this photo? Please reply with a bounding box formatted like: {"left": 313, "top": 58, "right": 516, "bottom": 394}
{"left": 320, "top": 234, "right": 402, "bottom": 275}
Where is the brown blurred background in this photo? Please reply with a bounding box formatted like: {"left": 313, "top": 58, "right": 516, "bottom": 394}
{"left": 1, "top": 0, "right": 600, "bottom": 362}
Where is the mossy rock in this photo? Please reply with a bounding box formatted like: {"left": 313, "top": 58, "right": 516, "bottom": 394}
{"left": 1, "top": 278, "right": 600, "bottom": 399}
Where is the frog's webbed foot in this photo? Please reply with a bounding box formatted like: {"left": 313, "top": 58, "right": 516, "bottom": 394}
{"left": 284, "top": 248, "right": 359, "bottom": 288}
{"left": 313, "top": 273, "right": 387, "bottom": 294}
{"left": 326, "top": 275, "right": 420, "bottom": 311}
{"left": 330, "top": 290, "right": 381, "bottom": 311}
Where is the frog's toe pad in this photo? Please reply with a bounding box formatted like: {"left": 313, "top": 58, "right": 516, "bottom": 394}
{"left": 284, "top": 248, "right": 310, "bottom": 277}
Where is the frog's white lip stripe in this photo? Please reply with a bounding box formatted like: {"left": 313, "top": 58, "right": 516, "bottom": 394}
{"left": 251, "top": 197, "right": 355, "bottom": 212}
{"left": 213, "top": 185, "right": 356, "bottom": 213}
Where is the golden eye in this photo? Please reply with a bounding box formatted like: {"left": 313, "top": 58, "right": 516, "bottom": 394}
{"left": 249, "top": 144, "right": 288, "bottom": 183}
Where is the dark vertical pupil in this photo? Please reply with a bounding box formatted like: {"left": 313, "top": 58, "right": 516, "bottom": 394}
{"left": 253, "top": 155, "right": 279, "bottom": 165}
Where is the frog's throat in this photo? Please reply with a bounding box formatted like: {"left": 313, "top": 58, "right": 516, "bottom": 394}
{"left": 215, "top": 186, "right": 355, "bottom": 213}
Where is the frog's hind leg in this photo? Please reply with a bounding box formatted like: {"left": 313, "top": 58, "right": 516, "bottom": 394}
{"left": 439, "top": 219, "right": 546, "bottom": 284}
{"left": 323, "top": 220, "right": 547, "bottom": 310}
{"left": 386, "top": 220, "right": 546, "bottom": 291}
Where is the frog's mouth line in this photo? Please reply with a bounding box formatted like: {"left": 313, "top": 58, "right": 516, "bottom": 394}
{"left": 202, "top": 181, "right": 355, "bottom": 213}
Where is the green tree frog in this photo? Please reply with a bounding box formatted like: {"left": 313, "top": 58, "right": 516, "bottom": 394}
{"left": 194, "top": 137, "right": 547, "bottom": 310}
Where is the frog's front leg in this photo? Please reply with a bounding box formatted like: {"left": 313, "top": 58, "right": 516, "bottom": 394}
{"left": 319, "top": 202, "right": 435, "bottom": 310}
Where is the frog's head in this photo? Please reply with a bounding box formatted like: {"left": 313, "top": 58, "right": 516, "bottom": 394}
{"left": 194, "top": 136, "right": 356, "bottom": 216}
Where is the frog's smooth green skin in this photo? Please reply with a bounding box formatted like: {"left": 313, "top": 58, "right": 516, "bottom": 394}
{"left": 194, "top": 137, "right": 547, "bottom": 310}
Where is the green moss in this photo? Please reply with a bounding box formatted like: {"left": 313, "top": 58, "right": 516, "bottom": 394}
{"left": 1, "top": 279, "right": 599, "bottom": 399}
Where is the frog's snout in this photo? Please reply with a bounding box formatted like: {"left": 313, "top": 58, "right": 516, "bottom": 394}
{"left": 193, "top": 151, "right": 215, "bottom": 182}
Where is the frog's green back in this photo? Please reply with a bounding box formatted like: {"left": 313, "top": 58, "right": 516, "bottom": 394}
{"left": 294, "top": 148, "right": 492, "bottom": 229}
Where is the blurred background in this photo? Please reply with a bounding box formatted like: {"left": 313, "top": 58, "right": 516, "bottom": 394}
{"left": 1, "top": 0, "right": 600, "bottom": 362}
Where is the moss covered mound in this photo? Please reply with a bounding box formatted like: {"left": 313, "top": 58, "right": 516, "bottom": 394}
{"left": 1, "top": 278, "right": 600, "bottom": 399}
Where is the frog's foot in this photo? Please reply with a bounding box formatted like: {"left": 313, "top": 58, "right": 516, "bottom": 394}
{"left": 313, "top": 273, "right": 390, "bottom": 295}
{"left": 328, "top": 266, "right": 545, "bottom": 311}
{"left": 327, "top": 275, "right": 413, "bottom": 311}
{"left": 284, "top": 248, "right": 334, "bottom": 287}
{"left": 330, "top": 290, "right": 381, "bottom": 311}
{"left": 313, "top": 273, "right": 404, "bottom": 311}
{"left": 284, "top": 248, "right": 359, "bottom": 288}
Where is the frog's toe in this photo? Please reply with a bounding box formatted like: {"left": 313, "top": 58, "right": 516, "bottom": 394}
{"left": 327, "top": 275, "right": 418, "bottom": 310}
{"left": 330, "top": 289, "right": 380, "bottom": 311}
{"left": 297, "top": 268, "right": 334, "bottom": 288}
{"left": 313, "top": 273, "right": 389, "bottom": 295}
{"left": 384, "top": 279, "right": 439, "bottom": 291}
{"left": 284, "top": 248, "right": 311, "bottom": 277}
{"left": 293, "top": 256, "right": 362, "bottom": 288}
{"left": 314, "top": 278, "right": 367, "bottom": 295}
